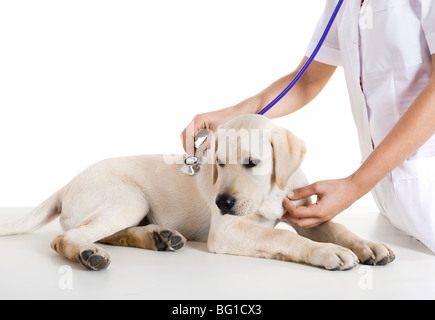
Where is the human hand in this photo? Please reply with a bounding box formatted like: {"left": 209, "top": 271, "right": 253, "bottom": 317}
{"left": 283, "top": 177, "right": 362, "bottom": 228}
{"left": 180, "top": 109, "right": 235, "bottom": 156}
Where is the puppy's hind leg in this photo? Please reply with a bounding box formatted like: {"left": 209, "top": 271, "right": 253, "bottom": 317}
{"left": 51, "top": 200, "right": 149, "bottom": 271}
{"left": 99, "top": 224, "right": 186, "bottom": 252}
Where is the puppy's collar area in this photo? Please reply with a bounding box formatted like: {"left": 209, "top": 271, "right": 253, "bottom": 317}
{"left": 258, "top": 185, "right": 287, "bottom": 221}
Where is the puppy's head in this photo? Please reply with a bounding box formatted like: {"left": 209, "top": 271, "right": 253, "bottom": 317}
{"left": 210, "top": 114, "right": 306, "bottom": 216}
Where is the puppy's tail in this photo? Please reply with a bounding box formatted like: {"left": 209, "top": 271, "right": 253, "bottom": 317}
{"left": 0, "top": 192, "right": 61, "bottom": 236}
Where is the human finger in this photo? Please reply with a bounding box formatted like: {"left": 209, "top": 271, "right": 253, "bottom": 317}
{"left": 180, "top": 127, "right": 187, "bottom": 153}
{"left": 288, "top": 183, "right": 320, "bottom": 201}
{"left": 196, "top": 131, "right": 214, "bottom": 157}
{"left": 283, "top": 211, "right": 323, "bottom": 229}
{"left": 283, "top": 197, "right": 321, "bottom": 219}
{"left": 184, "top": 119, "right": 198, "bottom": 156}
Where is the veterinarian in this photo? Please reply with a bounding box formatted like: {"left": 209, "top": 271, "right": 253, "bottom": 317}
{"left": 181, "top": 0, "right": 435, "bottom": 253}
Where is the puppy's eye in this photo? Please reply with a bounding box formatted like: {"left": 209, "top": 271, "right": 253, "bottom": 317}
{"left": 217, "top": 158, "right": 225, "bottom": 168}
{"left": 243, "top": 157, "right": 260, "bottom": 169}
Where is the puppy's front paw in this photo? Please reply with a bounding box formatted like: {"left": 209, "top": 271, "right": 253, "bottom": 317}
{"left": 352, "top": 241, "right": 395, "bottom": 266}
{"left": 153, "top": 230, "right": 186, "bottom": 251}
{"left": 311, "top": 243, "right": 359, "bottom": 271}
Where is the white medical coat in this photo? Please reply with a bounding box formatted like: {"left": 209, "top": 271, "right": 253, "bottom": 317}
{"left": 306, "top": 0, "right": 435, "bottom": 252}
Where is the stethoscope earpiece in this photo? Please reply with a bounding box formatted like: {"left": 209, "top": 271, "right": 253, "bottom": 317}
{"left": 181, "top": 155, "right": 201, "bottom": 176}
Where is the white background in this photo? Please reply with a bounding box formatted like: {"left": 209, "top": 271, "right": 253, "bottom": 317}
{"left": 0, "top": 0, "right": 375, "bottom": 207}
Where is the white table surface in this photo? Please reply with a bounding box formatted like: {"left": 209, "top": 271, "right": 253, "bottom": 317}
{"left": 0, "top": 206, "right": 434, "bottom": 300}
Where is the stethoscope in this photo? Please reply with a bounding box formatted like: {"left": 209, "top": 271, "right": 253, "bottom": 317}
{"left": 181, "top": 0, "right": 344, "bottom": 176}
{"left": 181, "top": 155, "right": 201, "bottom": 176}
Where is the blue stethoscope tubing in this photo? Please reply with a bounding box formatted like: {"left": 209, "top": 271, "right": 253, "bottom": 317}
{"left": 258, "top": 0, "right": 344, "bottom": 116}
{"left": 182, "top": 0, "right": 344, "bottom": 175}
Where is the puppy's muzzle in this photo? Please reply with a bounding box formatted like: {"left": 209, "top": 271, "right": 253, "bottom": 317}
{"left": 215, "top": 194, "right": 236, "bottom": 215}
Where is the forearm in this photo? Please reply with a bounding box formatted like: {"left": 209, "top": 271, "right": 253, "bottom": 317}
{"left": 228, "top": 57, "right": 337, "bottom": 119}
{"left": 350, "top": 77, "right": 435, "bottom": 197}
{"left": 285, "top": 71, "right": 435, "bottom": 228}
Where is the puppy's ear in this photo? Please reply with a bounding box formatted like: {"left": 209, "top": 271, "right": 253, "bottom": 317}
{"left": 271, "top": 127, "right": 306, "bottom": 190}
{"left": 210, "top": 134, "right": 219, "bottom": 185}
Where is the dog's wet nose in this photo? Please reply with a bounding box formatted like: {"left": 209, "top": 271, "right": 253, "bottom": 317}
{"left": 215, "top": 194, "right": 236, "bottom": 215}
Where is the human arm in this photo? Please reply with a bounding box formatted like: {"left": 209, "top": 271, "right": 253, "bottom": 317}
{"left": 284, "top": 54, "right": 435, "bottom": 228}
{"left": 180, "top": 58, "right": 337, "bottom": 155}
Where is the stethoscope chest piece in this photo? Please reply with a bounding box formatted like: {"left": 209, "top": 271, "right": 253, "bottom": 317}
{"left": 181, "top": 155, "right": 201, "bottom": 176}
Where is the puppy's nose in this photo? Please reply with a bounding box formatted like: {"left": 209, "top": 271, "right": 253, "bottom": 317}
{"left": 215, "top": 193, "right": 236, "bottom": 215}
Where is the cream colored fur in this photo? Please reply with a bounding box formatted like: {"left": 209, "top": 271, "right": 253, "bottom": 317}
{"left": 0, "top": 115, "right": 394, "bottom": 270}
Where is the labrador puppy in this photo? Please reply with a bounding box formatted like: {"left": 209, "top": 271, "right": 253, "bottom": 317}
{"left": 0, "top": 115, "right": 395, "bottom": 270}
